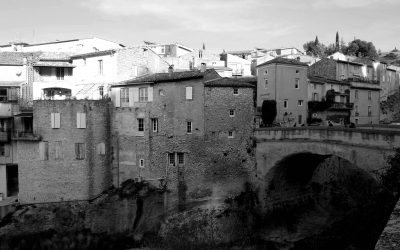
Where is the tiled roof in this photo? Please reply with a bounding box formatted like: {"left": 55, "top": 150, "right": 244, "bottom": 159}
{"left": 308, "top": 75, "right": 349, "bottom": 85}
{"left": 204, "top": 77, "right": 255, "bottom": 88}
{"left": 257, "top": 57, "right": 309, "bottom": 68}
{"left": 114, "top": 69, "right": 219, "bottom": 86}
{"left": 0, "top": 52, "right": 41, "bottom": 65}
{"left": 33, "top": 61, "right": 75, "bottom": 67}
{"left": 70, "top": 50, "right": 116, "bottom": 59}
{"left": 0, "top": 81, "right": 24, "bottom": 86}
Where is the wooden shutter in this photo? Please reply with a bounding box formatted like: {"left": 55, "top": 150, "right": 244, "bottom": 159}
{"left": 80, "top": 113, "right": 86, "bottom": 128}
{"left": 51, "top": 113, "right": 55, "bottom": 128}
{"left": 77, "top": 113, "right": 81, "bottom": 128}
{"left": 55, "top": 113, "right": 60, "bottom": 128}
{"left": 111, "top": 88, "right": 121, "bottom": 107}
{"left": 186, "top": 87, "right": 193, "bottom": 100}
{"left": 133, "top": 88, "right": 139, "bottom": 102}
{"left": 148, "top": 87, "right": 153, "bottom": 102}
{"left": 128, "top": 88, "right": 134, "bottom": 107}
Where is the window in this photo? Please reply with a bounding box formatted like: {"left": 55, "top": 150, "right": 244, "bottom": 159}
{"left": 76, "top": 113, "right": 86, "bottom": 128}
{"left": 54, "top": 141, "right": 62, "bottom": 160}
{"left": 265, "top": 69, "right": 268, "bottom": 75}
{"left": 355, "top": 105, "right": 359, "bottom": 116}
{"left": 39, "top": 141, "right": 49, "bottom": 160}
{"left": 355, "top": 90, "right": 359, "bottom": 99}
{"left": 368, "top": 106, "right": 372, "bottom": 117}
{"left": 99, "top": 86, "right": 104, "bottom": 98}
{"left": 264, "top": 79, "right": 268, "bottom": 89}
{"left": 313, "top": 84, "right": 316, "bottom": 90}
{"left": 75, "top": 143, "right": 85, "bottom": 160}
{"left": 284, "top": 100, "right": 288, "bottom": 109}
{"left": 139, "top": 87, "right": 148, "bottom": 102}
{"left": 355, "top": 118, "right": 358, "bottom": 124}
{"left": 0, "top": 143, "right": 9, "bottom": 157}
{"left": 296, "top": 69, "right": 299, "bottom": 74}
{"left": 151, "top": 118, "right": 158, "bottom": 132}
{"left": 98, "top": 60, "right": 103, "bottom": 75}
{"left": 187, "top": 121, "right": 192, "bottom": 134}
{"left": 298, "top": 115, "right": 302, "bottom": 124}
{"left": 233, "top": 88, "right": 238, "bottom": 95}
{"left": 229, "top": 109, "right": 235, "bottom": 117}
{"left": 138, "top": 118, "right": 144, "bottom": 132}
{"left": 168, "top": 153, "right": 175, "bottom": 165}
{"left": 298, "top": 100, "right": 303, "bottom": 106}
{"left": 120, "top": 88, "right": 129, "bottom": 104}
{"left": 185, "top": 86, "right": 193, "bottom": 100}
{"left": 368, "top": 91, "right": 371, "bottom": 100}
{"left": 56, "top": 67, "right": 65, "bottom": 80}
{"left": 51, "top": 112, "right": 60, "bottom": 129}
{"left": 97, "top": 142, "right": 105, "bottom": 155}
{"left": 295, "top": 78, "right": 299, "bottom": 89}
{"left": 177, "top": 153, "right": 184, "bottom": 164}
{"left": 139, "top": 159, "right": 145, "bottom": 168}
{"left": 0, "top": 89, "right": 7, "bottom": 101}
{"left": 313, "top": 93, "right": 318, "bottom": 101}
{"left": 228, "top": 131, "right": 234, "bottom": 138}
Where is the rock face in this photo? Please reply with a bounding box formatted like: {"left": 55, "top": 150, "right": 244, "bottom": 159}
{"left": 376, "top": 201, "right": 400, "bottom": 250}
{"left": 0, "top": 152, "right": 399, "bottom": 250}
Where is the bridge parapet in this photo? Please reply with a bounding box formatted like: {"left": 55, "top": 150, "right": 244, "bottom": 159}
{"left": 255, "top": 127, "right": 400, "bottom": 150}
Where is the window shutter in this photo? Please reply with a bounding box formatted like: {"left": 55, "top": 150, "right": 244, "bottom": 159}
{"left": 81, "top": 113, "right": 86, "bottom": 128}
{"left": 55, "top": 113, "right": 60, "bottom": 128}
{"left": 148, "top": 87, "right": 153, "bottom": 102}
{"left": 51, "top": 113, "right": 55, "bottom": 128}
{"left": 129, "top": 88, "right": 134, "bottom": 107}
{"left": 186, "top": 87, "right": 193, "bottom": 100}
{"left": 39, "top": 142, "right": 44, "bottom": 160}
{"left": 111, "top": 88, "right": 121, "bottom": 107}
{"left": 4, "top": 145, "right": 10, "bottom": 157}
{"left": 77, "top": 113, "right": 81, "bottom": 128}
{"left": 133, "top": 88, "right": 139, "bottom": 102}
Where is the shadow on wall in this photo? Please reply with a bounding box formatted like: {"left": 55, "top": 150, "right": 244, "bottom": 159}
{"left": 259, "top": 152, "right": 397, "bottom": 250}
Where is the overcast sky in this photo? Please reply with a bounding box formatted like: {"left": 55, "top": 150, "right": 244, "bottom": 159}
{"left": 1, "top": 0, "right": 399, "bottom": 52}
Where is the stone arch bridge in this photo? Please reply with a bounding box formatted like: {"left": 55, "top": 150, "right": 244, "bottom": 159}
{"left": 255, "top": 127, "right": 400, "bottom": 179}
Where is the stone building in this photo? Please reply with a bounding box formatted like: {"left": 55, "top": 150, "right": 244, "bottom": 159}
{"left": 256, "top": 57, "right": 309, "bottom": 126}
{"left": 309, "top": 57, "right": 381, "bottom": 124}
{"left": 110, "top": 69, "right": 255, "bottom": 208}
{"left": 16, "top": 100, "right": 112, "bottom": 204}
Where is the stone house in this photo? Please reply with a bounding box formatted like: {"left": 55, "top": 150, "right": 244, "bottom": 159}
{"left": 110, "top": 69, "right": 255, "bottom": 208}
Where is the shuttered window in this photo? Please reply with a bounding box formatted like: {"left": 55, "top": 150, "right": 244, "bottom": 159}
{"left": 75, "top": 143, "right": 85, "bottom": 160}
{"left": 97, "top": 142, "right": 105, "bottom": 155}
{"left": 51, "top": 113, "right": 61, "bottom": 129}
{"left": 54, "top": 141, "right": 62, "bottom": 160}
{"left": 39, "top": 141, "right": 49, "bottom": 160}
{"left": 185, "top": 87, "right": 193, "bottom": 100}
{"left": 77, "top": 113, "right": 86, "bottom": 128}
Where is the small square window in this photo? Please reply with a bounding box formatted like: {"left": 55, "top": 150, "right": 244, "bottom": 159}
{"left": 295, "top": 78, "right": 300, "bottom": 89}
{"left": 284, "top": 100, "right": 288, "bottom": 109}
{"left": 233, "top": 88, "right": 238, "bottom": 95}
{"left": 264, "top": 79, "right": 268, "bottom": 89}
{"left": 296, "top": 69, "right": 299, "bottom": 74}
{"left": 138, "top": 118, "right": 144, "bottom": 132}
{"left": 229, "top": 109, "right": 235, "bottom": 117}
{"left": 168, "top": 153, "right": 175, "bottom": 165}
{"left": 228, "top": 131, "right": 234, "bottom": 138}
{"left": 177, "top": 153, "right": 184, "bottom": 164}
{"left": 298, "top": 100, "right": 303, "bottom": 106}
{"left": 139, "top": 159, "right": 145, "bottom": 168}
{"left": 187, "top": 121, "right": 192, "bottom": 134}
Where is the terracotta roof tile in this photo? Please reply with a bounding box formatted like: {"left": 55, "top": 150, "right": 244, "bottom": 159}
{"left": 257, "top": 57, "right": 308, "bottom": 68}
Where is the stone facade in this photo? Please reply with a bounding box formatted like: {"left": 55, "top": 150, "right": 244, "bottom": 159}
{"left": 308, "top": 58, "right": 337, "bottom": 80}
{"left": 17, "top": 100, "right": 112, "bottom": 204}
{"left": 111, "top": 70, "right": 255, "bottom": 209}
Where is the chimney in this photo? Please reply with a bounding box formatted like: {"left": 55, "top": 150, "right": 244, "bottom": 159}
{"left": 168, "top": 65, "right": 174, "bottom": 75}
{"left": 200, "top": 63, "right": 207, "bottom": 73}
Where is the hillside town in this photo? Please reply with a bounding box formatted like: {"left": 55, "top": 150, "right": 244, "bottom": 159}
{"left": 0, "top": 36, "right": 398, "bottom": 206}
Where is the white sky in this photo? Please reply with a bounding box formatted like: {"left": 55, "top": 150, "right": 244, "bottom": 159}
{"left": 1, "top": 0, "right": 399, "bottom": 52}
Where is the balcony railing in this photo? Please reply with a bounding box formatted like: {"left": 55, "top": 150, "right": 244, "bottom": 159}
{"left": 345, "top": 77, "right": 379, "bottom": 84}
{"left": 12, "top": 130, "right": 41, "bottom": 141}
{"left": 308, "top": 101, "right": 354, "bottom": 112}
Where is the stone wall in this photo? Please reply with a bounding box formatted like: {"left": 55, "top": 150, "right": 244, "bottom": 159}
{"left": 309, "top": 58, "right": 337, "bottom": 80}
{"left": 17, "top": 100, "right": 112, "bottom": 204}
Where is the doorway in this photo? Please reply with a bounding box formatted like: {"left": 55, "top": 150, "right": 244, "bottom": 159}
{"left": 6, "top": 165, "right": 18, "bottom": 197}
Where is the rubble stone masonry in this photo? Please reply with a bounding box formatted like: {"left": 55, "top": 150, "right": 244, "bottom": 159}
{"left": 17, "top": 100, "right": 112, "bottom": 204}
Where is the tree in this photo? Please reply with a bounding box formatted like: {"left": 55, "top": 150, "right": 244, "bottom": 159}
{"left": 261, "top": 100, "right": 277, "bottom": 126}
{"left": 315, "top": 36, "right": 320, "bottom": 45}
{"left": 303, "top": 40, "right": 326, "bottom": 57}
{"left": 335, "top": 32, "right": 340, "bottom": 52}
{"left": 345, "top": 39, "right": 378, "bottom": 59}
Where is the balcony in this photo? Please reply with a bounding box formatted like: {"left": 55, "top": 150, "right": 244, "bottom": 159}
{"left": 12, "top": 130, "right": 41, "bottom": 141}
{"left": 0, "top": 130, "right": 11, "bottom": 142}
{"left": 308, "top": 101, "right": 354, "bottom": 112}
{"left": 345, "top": 77, "right": 379, "bottom": 85}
